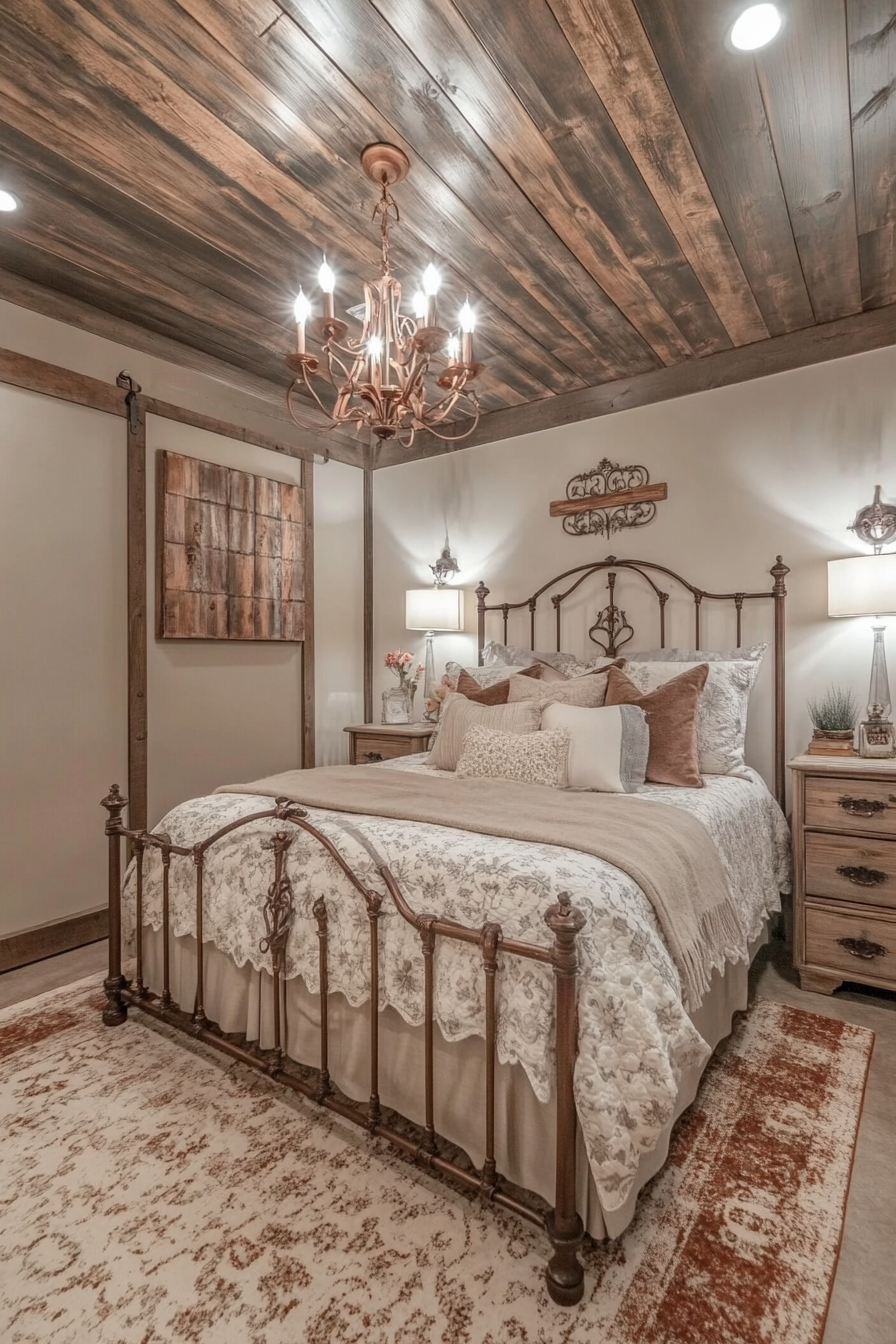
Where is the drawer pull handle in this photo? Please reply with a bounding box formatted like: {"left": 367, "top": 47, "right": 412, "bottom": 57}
{"left": 363, "top": 751, "right": 384, "bottom": 762}
{"left": 838, "top": 795, "right": 888, "bottom": 817}
{"left": 835, "top": 865, "right": 888, "bottom": 886}
{"left": 836, "top": 936, "right": 889, "bottom": 960}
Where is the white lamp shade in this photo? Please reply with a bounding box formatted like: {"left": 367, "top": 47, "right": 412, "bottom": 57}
{"left": 405, "top": 587, "right": 463, "bottom": 631}
{"left": 828, "top": 555, "right": 896, "bottom": 617}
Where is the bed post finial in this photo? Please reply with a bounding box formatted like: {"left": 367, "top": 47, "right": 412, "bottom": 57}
{"left": 101, "top": 785, "right": 129, "bottom": 1026}
{"left": 544, "top": 893, "right": 586, "bottom": 1305}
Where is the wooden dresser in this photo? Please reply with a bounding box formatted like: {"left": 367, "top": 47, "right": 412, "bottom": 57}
{"left": 344, "top": 722, "right": 434, "bottom": 765}
{"left": 790, "top": 754, "right": 896, "bottom": 995}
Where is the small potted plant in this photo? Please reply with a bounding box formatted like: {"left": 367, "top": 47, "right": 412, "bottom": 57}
{"left": 382, "top": 651, "right": 425, "bottom": 723}
{"left": 806, "top": 686, "right": 858, "bottom": 756}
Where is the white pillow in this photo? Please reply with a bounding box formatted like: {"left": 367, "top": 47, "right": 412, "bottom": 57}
{"left": 541, "top": 703, "right": 649, "bottom": 793}
{"left": 456, "top": 725, "right": 570, "bottom": 789}
{"left": 623, "top": 659, "right": 761, "bottom": 777}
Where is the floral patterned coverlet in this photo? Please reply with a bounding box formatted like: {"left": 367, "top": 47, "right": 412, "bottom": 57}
{"left": 123, "top": 759, "right": 791, "bottom": 1211}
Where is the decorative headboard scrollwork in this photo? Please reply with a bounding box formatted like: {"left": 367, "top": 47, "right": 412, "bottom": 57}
{"left": 475, "top": 555, "right": 789, "bottom": 807}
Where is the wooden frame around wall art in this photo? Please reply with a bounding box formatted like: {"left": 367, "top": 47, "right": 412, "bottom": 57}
{"left": 156, "top": 450, "right": 309, "bottom": 641}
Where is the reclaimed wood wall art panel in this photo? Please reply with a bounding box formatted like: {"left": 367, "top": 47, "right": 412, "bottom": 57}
{"left": 156, "top": 450, "right": 305, "bottom": 641}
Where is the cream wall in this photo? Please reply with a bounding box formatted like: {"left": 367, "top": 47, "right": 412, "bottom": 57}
{"left": 0, "top": 302, "right": 364, "bottom": 938}
{"left": 0, "top": 387, "right": 128, "bottom": 939}
{"left": 374, "top": 343, "right": 896, "bottom": 790}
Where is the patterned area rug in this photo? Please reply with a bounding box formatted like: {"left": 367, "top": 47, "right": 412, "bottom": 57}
{"left": 0, "top": 979, "right": 872, "bottom": 1344}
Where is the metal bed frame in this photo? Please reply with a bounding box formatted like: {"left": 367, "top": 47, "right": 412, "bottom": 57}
{"left": 100, "top": 554, "right": 788, "bottom": 1305}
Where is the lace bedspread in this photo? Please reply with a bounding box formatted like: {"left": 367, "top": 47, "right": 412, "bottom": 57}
{"left": 122, "top": 760, "right": 791, "bottom": 1211}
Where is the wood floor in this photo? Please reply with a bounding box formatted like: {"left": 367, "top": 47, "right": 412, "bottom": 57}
{"left": 2, "top": 937, "right": 894, "bottom": 1342}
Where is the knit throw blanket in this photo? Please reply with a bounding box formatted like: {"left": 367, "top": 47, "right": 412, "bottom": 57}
{"left": 216, "top": 767, "right": 740, "bottom": 1010}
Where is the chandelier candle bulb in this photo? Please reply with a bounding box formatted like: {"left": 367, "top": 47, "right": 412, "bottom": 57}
{"left": 422, "top": 263, "right": 440, "bottom": 326}
{"left": 293, "top": 290, "right": 311, "bottom": 354}
{"left": 413, "top": 291, "right": 426, "bottom": 320}
{"left": 459, "top": 300, "right": 475, "bottom": 365}
{"left": 318, "top": 258, "right": 336, "bottom": 321}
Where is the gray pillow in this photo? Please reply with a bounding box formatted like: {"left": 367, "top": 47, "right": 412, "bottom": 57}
{"left": 630, "top": 642, "right": 767, "bottom": 663}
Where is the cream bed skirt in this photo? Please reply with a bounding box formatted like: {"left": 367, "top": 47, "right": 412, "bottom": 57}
{"left": 142, "top": 927, "right": 766, "bottom": 1240}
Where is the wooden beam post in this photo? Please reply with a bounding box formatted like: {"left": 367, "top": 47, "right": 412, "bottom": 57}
{"left": 127, "top": 394, "right": 148, "bottom": 833}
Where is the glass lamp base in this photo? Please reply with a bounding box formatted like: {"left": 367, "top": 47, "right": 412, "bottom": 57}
{"left": 858, "top": 719, "right": 896, "bottom": 758}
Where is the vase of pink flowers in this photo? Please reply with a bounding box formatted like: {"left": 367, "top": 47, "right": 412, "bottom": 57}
{"left": 382, "top": 650, "right": 425, "bottom": 724}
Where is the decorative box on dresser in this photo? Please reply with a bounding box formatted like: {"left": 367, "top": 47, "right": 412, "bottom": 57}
{"left": 344, "top": 722, "right": 434, "bottom": 765}
{"left": 790, "top": 754, "right": 896, "bottom": 995}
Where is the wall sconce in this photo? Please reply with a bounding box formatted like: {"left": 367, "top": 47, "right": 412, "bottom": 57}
{"left": 829, "top": 486, "right": 896, "bottom": 758}
{"left": 429, "top": 544, "right": 460, "bottom": 587}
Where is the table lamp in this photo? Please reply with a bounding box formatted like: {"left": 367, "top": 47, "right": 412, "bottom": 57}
{"left": 828, "top": 552, "right": 896, "bottom": 757}
{"left": 406, "top": 587, "right": 463, "bottom": 721}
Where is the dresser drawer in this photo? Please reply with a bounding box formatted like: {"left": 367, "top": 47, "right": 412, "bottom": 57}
{"left": 805, "top": 904, "right": 896, "bottom": 987}
{"left": 805, "top": 833, "right": 896, "bottom": 909}
{"left": 350, "top": 733, "right": 432, "bottom": 764}
{"left": 804, "top": 775, "right": 896, "bottom": 836}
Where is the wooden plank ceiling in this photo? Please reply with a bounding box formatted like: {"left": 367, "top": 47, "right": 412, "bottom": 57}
{"left": 0, "top": 0, "right": 894, "bottom": 467}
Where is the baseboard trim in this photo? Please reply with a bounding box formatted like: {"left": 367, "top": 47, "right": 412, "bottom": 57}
{"left": 0, "top": 906, "right": 108, "bottom": 974}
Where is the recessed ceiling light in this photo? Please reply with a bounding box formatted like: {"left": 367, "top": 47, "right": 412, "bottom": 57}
{"left": 0, "top": 189, "right": 19, "bottom": 212}
{"left": 729, "top": 4, "right": 783, "bottom": 51}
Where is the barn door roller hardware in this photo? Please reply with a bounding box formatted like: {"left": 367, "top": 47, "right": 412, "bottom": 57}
{"left": 116, "top": 370, "right": 142, "bottom": 434}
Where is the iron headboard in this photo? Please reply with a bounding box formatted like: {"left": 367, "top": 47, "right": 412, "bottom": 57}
{"left": 475, "top": 555, "right": 789, "bottom": 808}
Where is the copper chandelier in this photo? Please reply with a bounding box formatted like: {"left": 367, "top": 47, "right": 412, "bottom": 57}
{"left": 285, "top": 144, "right": 483, "bottom": 448}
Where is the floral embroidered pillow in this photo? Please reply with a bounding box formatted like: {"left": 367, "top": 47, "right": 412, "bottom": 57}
{"left": 455, "top": 725, "right": 570, "bottom": 789}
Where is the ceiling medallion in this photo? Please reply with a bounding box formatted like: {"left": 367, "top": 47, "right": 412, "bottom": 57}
{"left": 285, "top": 143, "right": 483, "bottom": 448}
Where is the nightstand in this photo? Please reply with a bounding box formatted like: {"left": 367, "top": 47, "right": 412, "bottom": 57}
{"left": 789, "top": 754, "right": 896, "bottom": 995}
{"left": 344, "top": 722, "right": 434, "bottom": 765}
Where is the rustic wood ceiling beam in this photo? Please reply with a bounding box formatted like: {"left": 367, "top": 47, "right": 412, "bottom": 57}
{"left": 449, "top": 0, "right": 735, "bottom": 360}
{"left": 329, "top": 0, "right": 697, "bottom": 365}
{"left": 847, "top": 0, "right": 896, "bottom": 308}
{"left": 266, "top": 0, "right": 659, "bottom": 381}
{"left": 0, "top": 269, "right": 365, "bottom": 466}
{"left": 634, "top": 0, "right": 816, "bottom": 338}
{"left": 377, "top": 301, "right": 896, "bottom": 467}
{"left": 546, "top": 0, "right": 768, "bottom": 348}
{"left": 753, "top": 0, "right": 862, "bottom": 322}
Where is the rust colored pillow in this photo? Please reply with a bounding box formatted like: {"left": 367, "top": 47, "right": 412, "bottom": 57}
{"left": 604, "top": 663, "right": 708, "bottom": 788}
{"left": 456, "top": 663, "right": 541, "bottom": 705}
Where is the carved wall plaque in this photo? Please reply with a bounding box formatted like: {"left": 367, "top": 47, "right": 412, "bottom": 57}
{"left": 549, "top": 459, "right": 667, "bottom": 537}
{"left": 156, "top": 450, "right": 305, "bottom": 640}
